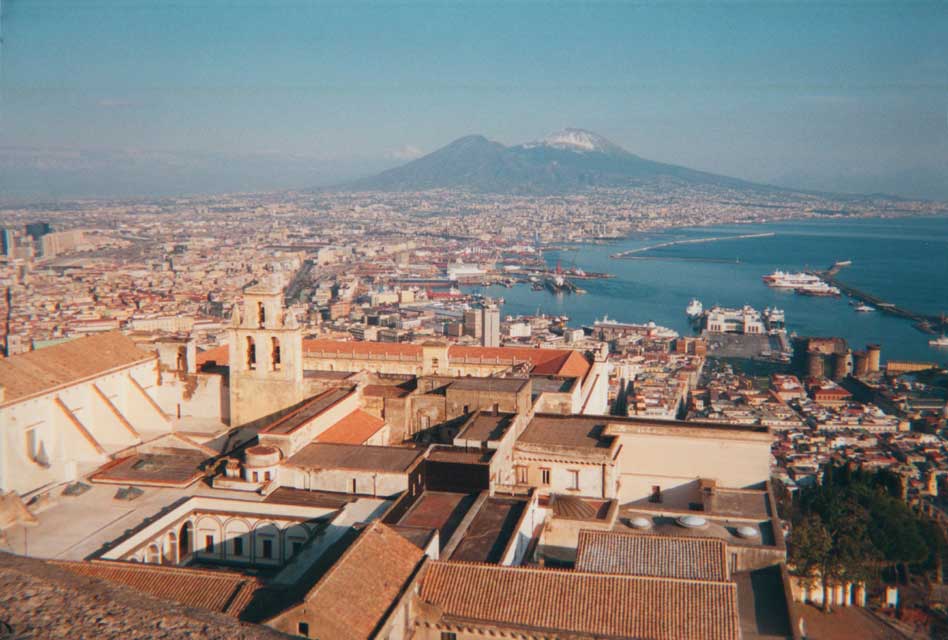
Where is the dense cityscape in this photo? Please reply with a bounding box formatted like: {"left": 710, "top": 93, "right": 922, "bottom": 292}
{"left": 3, "top": 1, "right": 947, "bottom": 639}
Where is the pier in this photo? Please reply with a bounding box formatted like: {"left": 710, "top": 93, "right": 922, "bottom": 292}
{"left": 813, "top": 265, "right": 947, "bottom": 334}
{"left": 611, "top": 232, "right": 775, "bottom": 259}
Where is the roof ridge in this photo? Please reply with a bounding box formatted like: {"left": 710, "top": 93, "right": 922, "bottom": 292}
{"left": 430, "top": 560, "right": 736, "bottom": 587}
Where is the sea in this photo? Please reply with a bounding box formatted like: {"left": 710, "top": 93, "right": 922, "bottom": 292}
{"left": 469, "top": 215, "right": 948, "bottom": 367}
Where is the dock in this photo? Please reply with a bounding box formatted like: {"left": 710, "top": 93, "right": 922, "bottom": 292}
{"left": 812, "top": 264, "right": 947, "bottom": 334}
{"left": 611, "top": 232, "right": 775, "bottom": 259}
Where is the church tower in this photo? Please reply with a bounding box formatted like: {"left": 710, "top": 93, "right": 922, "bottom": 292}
{"left": 228, "top": 279, "right": 304, "bottom": 426}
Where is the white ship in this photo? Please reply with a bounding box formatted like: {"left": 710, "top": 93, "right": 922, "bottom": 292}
{"left": 930, "top": 335, "right": 948, "bottom": 348}
{"left": 854, "top": 304, "right": 875, "bottom": 312}
{"left": 762, "top": 270, "right": 822, "bottom": 289}
{"left": 795, "top": 281, "right": 841, "bottom": 297}
{"left": 686, "top": 298, "right": 703, "bottom": 319}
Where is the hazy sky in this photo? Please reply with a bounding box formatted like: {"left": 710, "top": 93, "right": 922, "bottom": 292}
{"left": 2, "top": 0, "right": 947, "bottom": 199}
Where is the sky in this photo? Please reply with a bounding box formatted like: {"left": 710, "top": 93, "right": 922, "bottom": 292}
{"left": 2, "top": 0, "right": 947, "bottom": 200}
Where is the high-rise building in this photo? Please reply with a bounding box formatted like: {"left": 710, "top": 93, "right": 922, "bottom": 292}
{"left": 463, "top": 308, "right": 482, "bottom": 339}
{"left": 482, "top": 304, "right": 500, "bottom": 347}
{"left": 25, "top": 222, "right": 51, "bottom": 241}
{"left": 0, "top": 229, "right": 14, "bottom": 257}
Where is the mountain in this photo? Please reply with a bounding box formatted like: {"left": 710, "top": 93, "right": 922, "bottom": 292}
{"left": 347, "top": 128, "right": 766, "bottom": 194}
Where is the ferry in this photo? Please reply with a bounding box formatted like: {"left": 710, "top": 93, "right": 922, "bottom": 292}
{"left": 762, "top": 270, "right": 822, "bottom": 289}
{"left": 795, "top": 282, "right": 841, "bottom": 297}
{"left": 854, "top": 304, "right": 875, "bottom": 312}
{"left": 685, "top": 298, "right": 703, "bottom": 320}
{"left": 930, "top": 335, "right": 948, "bottom": 348}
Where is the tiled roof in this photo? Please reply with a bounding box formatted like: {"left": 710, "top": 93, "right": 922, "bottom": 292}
{"left": 304, "top": 339, "right": 423, "bottom": 358}
{"left": 316, "top": 409, "right": 386, "bottom": 445}
{"left": 575, "top": 529, "right": 729, "bottom": 581}
{"left": 0, "top": 553, "right": 286, "bottom": 639}
{"left": 302, "top": 339, "right": 590, "bottom": 377}
{"left": 196, "top": 344, "right": 229, "bottom": 367}
{"left": 287, "top": 442, "right": 423, "bottom": 473}
{"left": 449, "top": 345, "right": 590, "bottom": 378}
{"left": 300, "top": 522, "right": 425, "bottom": 640}
{"left": 259, "top": 387, "right": 354, "bottom": 435}
{"left": 517, "top": 415, "right": 614, "bottom": 452}
{"left": 419, "top": 561, "right": 741, "bottom": 640}
{"left": 0, "top": 332, "right": 152, "bottom": 404}
{"left": 53, "top": 560, "right": 265, "bottom": 617}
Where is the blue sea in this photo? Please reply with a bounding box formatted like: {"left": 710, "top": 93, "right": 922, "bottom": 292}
{"left": 471, "top": 216, "right": 948, "bottom": 366}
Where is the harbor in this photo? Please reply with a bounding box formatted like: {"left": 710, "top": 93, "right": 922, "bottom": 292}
{"left": 811, "top": 265, "right": 948, "bottom": 335}
{"left": 610, "top": 231, "right": 776, "bottom": 259}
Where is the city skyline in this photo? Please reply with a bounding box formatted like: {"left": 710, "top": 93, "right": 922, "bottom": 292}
{"left": 2, "top": 0, "right": 947, "bottom": 200}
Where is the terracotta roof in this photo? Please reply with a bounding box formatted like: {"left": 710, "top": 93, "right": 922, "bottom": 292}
{"left": 259, "top": 387, "right": 354, "bottom": 435}
{"left": 287, "top": 442, "right": 423, "bottom": 473}
{"left": 517, "top": 415, "right": 615, "bottom": 453}
{"left": 449, "top": 345, "right": 590, "bottom": 378}
{"left": 301, "top": 339, "right": 590, "bottom": 378}
{"left": 0, "top": 332, "right": 152, "bottom": 404}
{"left": 0, "top": 553, "right": 286, "bottom": 639}
{"left": 304, "top": 339, "right": 422, "bottom": 358}
{"left": 299, "top": 521, "right": 425, "bottom": 640}
{"left": 53, "top": 560, "right": 265, "bottom": 618}
{"left": 419, "top": 562, "right": 741, "bottom": 640}
{"left": 316, "top": 409, "right": 386, "bottom": 445}
{"left": 196, "top": 344, "right": 229, "bottom": 367}
{"left": 575, "top": 529, "right": 729, "bottom": 581}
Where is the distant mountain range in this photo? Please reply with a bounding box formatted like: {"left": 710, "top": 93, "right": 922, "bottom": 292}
{"left": 346, "top": 128, "right": 778, "bottom": 195}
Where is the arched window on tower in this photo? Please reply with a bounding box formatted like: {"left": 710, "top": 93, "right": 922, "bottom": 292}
{"left": 257, "top": 301, "right": 266, "bottom": 328}
{"left": 246, "top": 336, "right": 256, "bottom": 370}
{"left": 271, "top": 337, "right": 281, "bottom": 371}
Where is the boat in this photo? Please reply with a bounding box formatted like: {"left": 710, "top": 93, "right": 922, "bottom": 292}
{"left": 854, "top": 304, "right": 875, "bottom": 312}
{"left": 795, "top": 282, "right": 841, "bottom": 297}
{"left": 762, "top": 270, "right": 822, "bottom": 289}
{"left": 930, "top": 335, "right": 948, "bottom": 348}
{"left": 685, "top": 298, "right": 703, "bottom": 319}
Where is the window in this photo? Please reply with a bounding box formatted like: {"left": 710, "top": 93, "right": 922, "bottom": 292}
{"left": 246, "top": 336, "right": 256, "bottom": 369}
{"left": 650, "top": 485, "right": 663, "bottom": 504}
{"left": 262, "top": 539, "right": 273, "bottom": 559}
{"left": 264, "top": 471, "right": 272, "bottom": 482}
{"left": 271, "top": 337, "right": 281, "bottom": 370}
{"left": 298, "top": 621, "right": 310, "bottom": 637}
{"left": 440, "top": 632, "right": 457, "bottom": 640}
{"left": 205, "top": 535, "right": 215, "bottom": 553}
{"left": 351, "top": 478, "right": 358, "bottom": 494}
{"left": 431, "top": 357, "right": 440, "bottom": 369}
{"left": 292, "top": 541, "right": 303, "bottom": 555}
{"left": 257, "top": 301, "right": 266, "bottom": 327}
{"left": 516, "top": 466, "right": 529, "bottom": 484}
{"left": 233, "top": 537, "right": 243, "bottom": 556}
{"left": 540, "top": 468, "right": 551, "bottom": 486}
{"left": 568, "top": 470, "right": 580, "bottom": 491}
{"left": 252, "top": 471, "right": 259, "bottom": 482}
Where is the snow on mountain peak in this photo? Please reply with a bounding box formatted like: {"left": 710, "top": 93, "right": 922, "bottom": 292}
{"left": 522, "top": 128, "right": 624, "bottom": 154}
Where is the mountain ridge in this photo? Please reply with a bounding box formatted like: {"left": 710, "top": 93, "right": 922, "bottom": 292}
{"left": 345, "top": 128, "right": 778, "bottom": 195}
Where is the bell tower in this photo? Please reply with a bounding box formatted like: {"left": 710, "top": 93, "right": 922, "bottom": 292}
{"left": 228, "top": 278, "right": 304, "bottom": 426}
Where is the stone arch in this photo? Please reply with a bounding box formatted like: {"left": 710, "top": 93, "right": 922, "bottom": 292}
{"left": 284, "top": 523, "right": 310, "bottom": 560}
{"left": 246, "top": 336, "right": 256, "bottom": 369}
{"left": 253, "top": 521, "right": 281, "bottom": 563}
{"left": 145, "top": 543, "right": 162, "bottom": 564}
{"left": 223, "top": 517, "right": 252, "bottom": 559}
{"left": 196, "top": 515, "right": 223, "bottom": 554}
{"left": 165, "top": 531, "right": 179, "bottom": 564}
{"left": 179, "top": 520, "right": 193, "bottom": 558}
{"left": 271, "top": 337, "right": 282, "bottom": 370}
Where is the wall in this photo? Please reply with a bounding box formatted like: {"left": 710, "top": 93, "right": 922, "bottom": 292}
{"left": 609, "top": 426, "right": 772, "bottom": 504}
